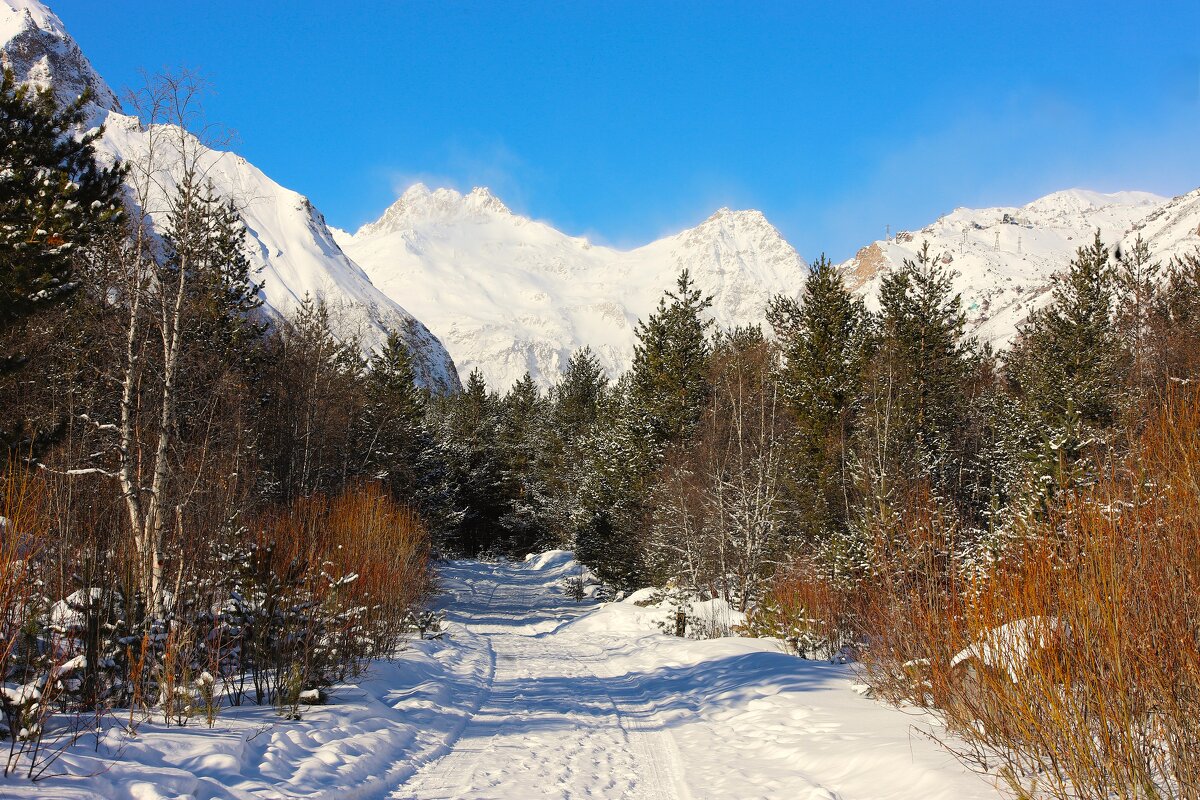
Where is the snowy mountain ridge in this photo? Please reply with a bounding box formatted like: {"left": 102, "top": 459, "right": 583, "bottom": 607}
{"left": 7, "top": 0, "right": 1200, "bottom": 391}
{"left": 0, "top": 0, "right": 461, "bottom": 391}
{"left": 839, "top": 188, "right": 1179, "bottom": 350}
{"left": 337, "top": 185, "right": 809, "bottom": 389}
{"left": 0, "top": 0, "right": 119, "bottom": 114}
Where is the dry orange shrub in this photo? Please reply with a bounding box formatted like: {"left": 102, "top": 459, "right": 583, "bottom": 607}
{"left": 937, "top": 388, "right": 1200, "bottom": 799}
{"left": 750, "top": 556, "right": 862, "bottom": 659}
{"left": 759, "top": 389, "right": 1200, "bottom": 798}
{"left": 0, "top": 467, "right": 49, "bottom": 666}
{"left": 256, "top": 482, "right": 434, "bottom": 656}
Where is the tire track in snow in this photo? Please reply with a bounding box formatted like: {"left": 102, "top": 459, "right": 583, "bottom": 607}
{"left": 392, "top": 561, "right": 691, "bottom": 799}
{"left": 559, "top": 646, "right": 691, "bottom": 800}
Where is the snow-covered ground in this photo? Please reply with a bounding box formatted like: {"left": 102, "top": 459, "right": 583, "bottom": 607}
{"left": 4, "top": 552, "right": 1002, "bottom": 799}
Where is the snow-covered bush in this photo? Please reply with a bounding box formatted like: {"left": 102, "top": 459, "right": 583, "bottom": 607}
{"left": 747, "top": 560, "right": 860, "bottom": 660}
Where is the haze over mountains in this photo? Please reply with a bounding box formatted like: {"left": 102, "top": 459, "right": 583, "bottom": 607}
{"left": 5, "top": 0, "right": 1200, "bottom": 389}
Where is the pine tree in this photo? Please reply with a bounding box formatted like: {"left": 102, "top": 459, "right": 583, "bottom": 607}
{"left": 768, "top": 255, "right": 872, "bottom": 541}
{"left": 574, "top": 272, "right": 714, "bottom": 586}
{"left": 531, "top": 348, "right": 610, "bottom": 547}
{"left": 0, "top": 67, "right": 125, "bottom": 460}
{"left": 0, "top": 70, "right": 124, "bottom": 334}
{"left": 261, "top": 295, "right": 366, "bottom": 500}
{"left": 573, "top": 383, "right": 655, "bottom": 589}
{"left": 630, "top": 269, "right": 714, "bottom": 445}
{"left": 175, "top": 181, "right": 266, "bottom": 369}
{"left": 552, "top": 346, "right": 608, "bottom": 436}
{"left": 361, "top": 331, "right": 429, "bottom": 499}
{"left": 496, "top": 373, "right": 551, "bottom": 553}
{"left": 1007, "top": 232, "right": 1126, "bottom": 477}
{"left": 1153, "top": 251, "right": 1200, "bottom": 382}
{"left": 1114, "top": 234, "right": 1161, "bottom": 394}
{"left": 436, "top": 369, "right": 510, "bottom": 555}
{"left": 868, "top": 240, "right": 974, "bottom": 505}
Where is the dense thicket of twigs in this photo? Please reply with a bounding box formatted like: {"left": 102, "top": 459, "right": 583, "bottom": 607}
{"left": 0, "top": 73, "right": 435, "bottom": 778}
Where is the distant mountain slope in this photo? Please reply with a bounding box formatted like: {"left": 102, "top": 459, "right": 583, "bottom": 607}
{"left": 839, "top": 189, "right": 1168, "bottom": 349}
{"left": 1123, "top": 186, "right": 1200, "bottom": 265}
{"left": 0, "top": 0, "right": 460, "bottom": 391}
{"left": 336, "top": 184, "right": 808, "bottom": 389}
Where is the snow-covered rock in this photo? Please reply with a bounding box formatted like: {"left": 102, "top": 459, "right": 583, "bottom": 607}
{"left": 1123, "top": 186, "right": 1200, "bottom": 266}
{"left": 337, "top": 184, "right": 808, "bottom": 389}
{"left": 0, "top": 0, "right": 460, "bottom": 391}
{"left": 839, "top": 189, "right": 1167, "bottom": 350}
{"left": 0, "top": 0, "right": 118, "bottom": 116}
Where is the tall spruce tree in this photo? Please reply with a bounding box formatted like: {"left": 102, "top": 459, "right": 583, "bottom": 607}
{"left": 0, "top": 71, "right": 124, "bottom": 334}
{"left": 1007, "top": 232, "right": 1126, "bottom": 476}
{"left": 767, "top": 255, "right": 872, "bottom": 540}
{"left": 553, "top": 346, "right": 608, "bottom": 436}
{"left": 871, "top": 240, "right": 974, "bottom": 501}
{"left": 436, "top": 369, "right": 509, "bottom": 555}
{"left": 361, "top": 331, "right": 430, "bottom": 500}
{"left": 573, "top": 380, "right": 655, "bottom": 588}
{"left": 629, "top": 269, "right": 714, "bottom": 445}
{"left": 498, "top": 372, "right": 551, "bottom": 552}
{"left": 172, "top": 180, "right": 266, "bottom": 370}
{"left": 1114, "top": 234, "right": 1162, "bottom": 395}
{"left": 538, "top": 348, "right": 609, "bottom": 546}
{"left": 575, "top": 272, "right": 715, "bottom": 586}
{"left": 1, "top": 71, "right": 125, "bottom": 455}
{"left": 1153, "top": 251, "right": 1200, "bottom": 382}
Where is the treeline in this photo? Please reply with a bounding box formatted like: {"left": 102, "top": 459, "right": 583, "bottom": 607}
{"left": 418, "top": 225, "right": 1200, "bottom": 796}
{"left": 0, "top": 73, "right": 435, "bottom": 776}
{"left": 425, "top": 233, "right": 1200, "bottom": 580}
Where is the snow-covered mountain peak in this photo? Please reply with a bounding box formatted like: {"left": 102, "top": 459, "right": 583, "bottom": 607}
{"left": 694, "top": 207, "right": 772, "bottom": 230}
{"left": 670, "top": 206, "right": 801, "bottom": 279}
{"left": 463, "top": 186, "right": 510, "bottom": 215}
{"left": 2, "top": 0, "right": 460, "bottom": 391}
{"left": 1021, "top": 188, "right": 1163, "bottom": 222}
{"left": 0, "top": 0, "right": 119, "bottom": 116}
{"left": 838, "top": 186, "right": 1185, "bottom": 351}
{"left": 356, "top": 183, "right": 514, "bottom": 237}
{"left": 340, "top": 190, "right": 807, "bottom": 389}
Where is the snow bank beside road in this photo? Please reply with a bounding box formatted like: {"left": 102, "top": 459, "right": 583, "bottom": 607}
{"left": 0, "top": 608, "right": 494, "bottom": 799}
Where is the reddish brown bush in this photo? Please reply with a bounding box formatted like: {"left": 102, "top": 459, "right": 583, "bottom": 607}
{"left": 843, "top": 389, "right": 1200, "bottom": 798}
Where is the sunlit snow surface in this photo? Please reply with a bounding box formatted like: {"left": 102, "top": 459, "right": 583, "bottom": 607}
{"left": 5, "top": 553, "right": 1000, "bottom": 799}
{"left": 838, "top": 188, "right": 1183, "bottom": 352}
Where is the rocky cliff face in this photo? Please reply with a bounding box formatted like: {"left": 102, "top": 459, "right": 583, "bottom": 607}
{"left": 0, "top": 0, "right": 119, "bottom": 115}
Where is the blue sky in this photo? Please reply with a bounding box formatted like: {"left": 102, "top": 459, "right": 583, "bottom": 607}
{"left": 55, "top": 1, "right": 1200, "bottom": 261}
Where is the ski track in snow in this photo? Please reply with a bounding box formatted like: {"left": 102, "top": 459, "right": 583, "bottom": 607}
{"left": 3, "top": 553, "right": 1002, "bottom": 799}
{"left": 393, "top": 562, "right": 686, "bottom": 799}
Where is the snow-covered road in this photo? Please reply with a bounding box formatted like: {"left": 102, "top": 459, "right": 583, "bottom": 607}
{"left": 391, "top": 554, "right": 1000, "bottom": 800}
{"left": 394, "top": 559, "right": 691, "bottom": 799}
{"left": 6, "top": 552, "right": 1002, "bottom": 799}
